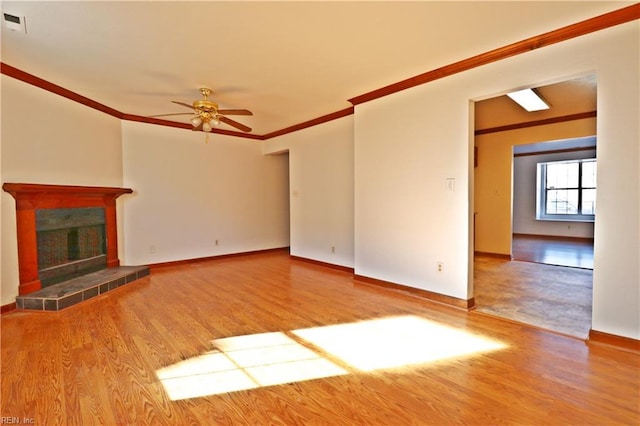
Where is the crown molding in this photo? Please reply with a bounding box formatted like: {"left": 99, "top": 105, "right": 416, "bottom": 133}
{"left": 0, "top": 63, "right": 267, "bottom": 140}
{"left": 348, "top": 4, "right": 640, "bottom": 106}
{"left": 1, "top": 63, "right": 123, "bottom": 118}
{"left": 2, "top": 4, "right": 638, "bottom": 140}
{"left": 262, "top": 107, "right": 354, "bottom": 140}
{"left": 475, "top": 111, "right": 597, "bottom": 136}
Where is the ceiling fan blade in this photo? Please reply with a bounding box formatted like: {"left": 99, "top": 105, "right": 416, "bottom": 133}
{"left": 217, "top": 109, "right": 253, "bottom": 116}
{"left": 147, "top": 112, "right": 194, "bottom": 118}
{"left": 171, "top": 101, "right": 195, "bottom": 109}
{"left": 219, "top": 116, "right": 252, "bottom": 132}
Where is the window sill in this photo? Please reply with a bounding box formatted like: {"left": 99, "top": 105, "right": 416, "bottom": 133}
{"left": 536, "top": 217, "right": 595, "bottom": 223}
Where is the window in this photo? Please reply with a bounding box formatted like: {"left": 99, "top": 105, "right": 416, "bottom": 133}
{"left": 537, "top": 158, "right": 596, "bottom": 221}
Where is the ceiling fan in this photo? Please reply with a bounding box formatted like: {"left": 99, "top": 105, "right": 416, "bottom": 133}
{"left": 150, "top": 88, "right": 252, "bottom": 133}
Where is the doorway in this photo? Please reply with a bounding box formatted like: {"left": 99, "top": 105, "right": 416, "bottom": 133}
{"left": 472, "top": 75, "right": 597, "bottom": 338}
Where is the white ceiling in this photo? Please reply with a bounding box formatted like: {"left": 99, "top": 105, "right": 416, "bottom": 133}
{"left": 0, "top": 1, "right": 628, "bottom": 136}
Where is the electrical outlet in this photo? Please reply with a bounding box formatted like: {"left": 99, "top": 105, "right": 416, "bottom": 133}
{"left": 215, "top": 240, "right": 219, "bottom": 246}
{"left": 331, "top": 246, "right": 335, "bottom": 253}
{"left": 149, "top": 245, "right": 156, "bottom": 254}
{"left": 437, "top": 262, "right": 444, "bottom": 272}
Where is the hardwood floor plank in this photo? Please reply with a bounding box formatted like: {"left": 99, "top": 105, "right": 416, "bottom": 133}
{"left": 512, "top": 234, "right": 594, "bottom": 269}
{"left": 2, "top": 250, "right": 638, "bottom": 424}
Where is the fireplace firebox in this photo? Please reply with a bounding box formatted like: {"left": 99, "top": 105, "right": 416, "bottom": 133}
{"left": 36, "top": 207, "right": 107, "bottom": 287}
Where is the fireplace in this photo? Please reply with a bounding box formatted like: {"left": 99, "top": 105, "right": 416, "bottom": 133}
{"left": 3, "top": 183, "right": 133, "bottom": 295}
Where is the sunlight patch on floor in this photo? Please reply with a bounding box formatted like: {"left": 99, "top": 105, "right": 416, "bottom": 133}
{"left": 157, "top": 316, "right": 506, "bottom": 400}
{"left": 156, "top": 331, "right": 347, "bottom": 400}
{"left": 293, "top": 315, "right": 506, "bottom": 371}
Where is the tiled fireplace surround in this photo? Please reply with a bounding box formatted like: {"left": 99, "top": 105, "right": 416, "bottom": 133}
{"left": 3, "top": 183, "right": 149, "bottom": 311}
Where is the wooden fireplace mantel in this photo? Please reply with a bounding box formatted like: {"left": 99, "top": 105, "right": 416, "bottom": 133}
{"left": 2, "top": 183, "right": 133, "bottom": 295}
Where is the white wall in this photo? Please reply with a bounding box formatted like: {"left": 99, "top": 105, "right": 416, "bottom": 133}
{"left": 264, "top": 116, "right": 354, "bottom": 268}
{"left": 354, "top": 21, "right": 639, "bottom": 338}
{"left": 513, "top": 149, "right": 596, "bottom": 238}
{"left": 590, "top": 22, "right": 640, "bottom": 339}
{"left": 355, "top": 77, "right": 472, "bottom": 300}
{"left": 1, "top": 76, "right": 124, "bottom": 305}
{"left": 121, "top": 121, "right": 290, "bottom": 266}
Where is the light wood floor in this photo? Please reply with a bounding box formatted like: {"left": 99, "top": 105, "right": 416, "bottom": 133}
{"left": 2, "top": 250, "right": 638, "bottom": 425}
{"left": 512, "top": 234, "right": 594, "bottom": 269}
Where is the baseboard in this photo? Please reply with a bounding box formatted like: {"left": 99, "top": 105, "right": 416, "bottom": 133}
{"left": 513, "top": 233, "right": 594, "bottom": 243}
{"left": 473, "top": 310, "right": 586, "bottom": 340}
{"left": 354, "top": 274, "right": 475, "bottom": 310}
{"left": 290, "top": 255, "right": 355, "bottom": 273}
{"left": 474, "top": 251, "right": 512, "bottom": 260}
{"left": 1, "top": 302, "right": 17, "bottom": 315}
{"left": 289, "top": 256, "right": 472, "bottom": 309}
{"left": 149, "top": 247, "right": 290, "bottom": 269}
{"left": 588, "top": 330, "right": 640, "bottom": 354}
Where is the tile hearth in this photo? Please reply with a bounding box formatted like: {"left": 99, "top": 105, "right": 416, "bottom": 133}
{"left": 16, "top": 266, "right": 150, "bottom": 312}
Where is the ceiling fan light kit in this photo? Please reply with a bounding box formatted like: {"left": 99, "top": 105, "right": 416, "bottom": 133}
{"left": 190, "top": 88, "right": 222, "bottom": 133}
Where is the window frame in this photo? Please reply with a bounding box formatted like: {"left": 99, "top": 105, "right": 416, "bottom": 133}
{"left": 536, "top": 158, "right": 596, "bottom": 222}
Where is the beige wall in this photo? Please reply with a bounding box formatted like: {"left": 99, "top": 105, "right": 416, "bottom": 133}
{"left": 474, "top": 118, "right": 597, "bottom": 255}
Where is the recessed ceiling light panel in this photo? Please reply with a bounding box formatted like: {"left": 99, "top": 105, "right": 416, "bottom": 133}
{"left": 507, "top": 88, "right": 549, "bottom": 112}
